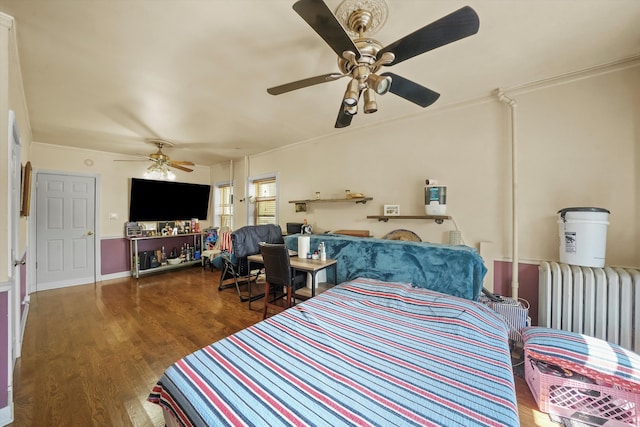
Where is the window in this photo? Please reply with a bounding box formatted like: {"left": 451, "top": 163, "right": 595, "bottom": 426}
{"left": 215, "top": 182, "right": 233, "bottom": 229}
{"left": 249, "top": 176, "right": 277, "bottom": 225}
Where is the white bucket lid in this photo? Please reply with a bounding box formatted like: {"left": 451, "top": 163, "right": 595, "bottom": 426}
{"left": 558, "top": 207, "right": 610, "bottom": 221}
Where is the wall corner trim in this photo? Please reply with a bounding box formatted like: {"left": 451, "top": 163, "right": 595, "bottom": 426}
{"left": 0, "top": 13, "right": 14, "bottom": 30}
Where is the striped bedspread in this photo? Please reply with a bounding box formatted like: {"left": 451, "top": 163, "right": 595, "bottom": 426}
{"left": 148, "top": 278, "right": 519, "bottom": 426}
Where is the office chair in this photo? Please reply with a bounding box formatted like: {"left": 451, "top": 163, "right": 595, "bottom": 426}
{"left": 259, "top": 243, "right": 308, "bottom": 319}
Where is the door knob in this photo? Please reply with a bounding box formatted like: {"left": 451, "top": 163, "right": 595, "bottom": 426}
{"left": 13, "top": 259, "right": 25, "bottom": 266}
{"left": 87, "top": 230, "right": 94, "bottom": 236}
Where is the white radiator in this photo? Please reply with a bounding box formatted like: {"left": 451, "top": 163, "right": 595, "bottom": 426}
{"left": 539, "top": 261, "right": 640, "bottom": 352}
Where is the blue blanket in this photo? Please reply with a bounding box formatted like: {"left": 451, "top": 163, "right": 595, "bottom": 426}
{"left": 285, "top": 234, "right": 486, "bottom": 300}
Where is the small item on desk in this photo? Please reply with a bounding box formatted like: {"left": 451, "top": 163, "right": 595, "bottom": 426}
{"left": 312, "top": 251, "right": 319, "bottom": 260}
{"left": 319, "top": 242, "right": 326, "bottom": 261}
{"left": 301, "top": 218, "right": 313, "bottom": 235}
{"left": 307, "top": 252, "right": 312, "bottom": 259}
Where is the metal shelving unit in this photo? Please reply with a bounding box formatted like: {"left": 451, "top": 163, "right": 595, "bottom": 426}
{"left": 129, "top": 232, "right": 205, "bottom": 278}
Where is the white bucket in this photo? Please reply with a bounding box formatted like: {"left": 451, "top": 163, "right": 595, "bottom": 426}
{"left": 557, "top": 207, "right": 610, "bottom": 268}
{"left": 425, "top": 185, "right": 447, "bottom": 215}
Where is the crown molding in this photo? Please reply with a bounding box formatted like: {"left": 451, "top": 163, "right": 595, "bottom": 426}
{"left": 0, "top": 12, "right": 14, "bottom": 30}
{"left": 502, "top": 54, "right": 640, "bottom": 96}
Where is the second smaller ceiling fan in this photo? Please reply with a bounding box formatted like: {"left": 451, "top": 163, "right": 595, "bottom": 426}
{"left": 116, "top": 139, "right": 195, "bottom": 180}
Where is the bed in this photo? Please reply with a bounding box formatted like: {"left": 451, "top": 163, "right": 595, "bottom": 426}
{"left": 148, "top": 278, "right": 519, "bottom": 426}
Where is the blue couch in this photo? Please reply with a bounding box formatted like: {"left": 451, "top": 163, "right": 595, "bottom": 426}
{"left": 284, "top": 234, "right": 486, "bottom": 301}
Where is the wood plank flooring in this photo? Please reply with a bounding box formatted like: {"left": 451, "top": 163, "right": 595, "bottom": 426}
{"left": 10, "top": 267, "right": 558, "bottom": 426}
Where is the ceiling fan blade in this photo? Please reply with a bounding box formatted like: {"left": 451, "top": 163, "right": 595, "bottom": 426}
{"left": 335, "top": 107, "right": 353, "bottom": 128}
{"left": 170, "top": 160, "right": 195, "bottom": 166}
{"left": 169, "top": 163, "right": 193, "bottom": 173}
{"left": 381, "top": 72, "right": 440, "bottom": 107}
{"left": 292, "top": 0, "right": 361, "bottom": 59}
{"left": 377, "top": 6, "right": 479, "bottom": 66}
{"left": 335, "top": 84, "right": 363, "bottom": 128}
{"left": 267, "top": 73, "right": 345, "bottom": 95}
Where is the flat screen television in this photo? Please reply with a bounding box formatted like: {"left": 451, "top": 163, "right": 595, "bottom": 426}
{"left": 128, "top": 178, "right": 211, "bottom": 222}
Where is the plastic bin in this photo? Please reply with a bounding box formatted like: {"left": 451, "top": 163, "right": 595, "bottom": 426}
{"left": 525, "top": 354, "right": 640, "bottom": 426}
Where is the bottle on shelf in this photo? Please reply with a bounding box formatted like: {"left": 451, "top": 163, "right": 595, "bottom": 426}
{"left": 319, "top": 242, "right": 326, "bottom": 261}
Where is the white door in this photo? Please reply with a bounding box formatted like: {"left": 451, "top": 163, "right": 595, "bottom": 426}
{"left": 36, "top": 173, "right": 96, "bottom": 291}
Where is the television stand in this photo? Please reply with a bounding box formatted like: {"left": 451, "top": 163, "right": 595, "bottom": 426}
{"left": 129, "top": 232, "right": 206, "bottom": 278}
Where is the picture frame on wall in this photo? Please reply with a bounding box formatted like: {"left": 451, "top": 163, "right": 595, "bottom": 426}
{"left": 20, "top": 161, "right": 32, "bottom": 217}
{"left": 384, "top": 204, "right": 400, "bottom": 216}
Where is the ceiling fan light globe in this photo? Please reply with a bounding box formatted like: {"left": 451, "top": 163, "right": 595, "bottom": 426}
{"left": 369, "top": 73, "right": 392, "bottom": 95}
{"left": 144, "top": 170, "right": 160, "bottom": 180}
{"left": 344, "top": 104, "right": 358, "bottom": 116}
{"left": 364, "top": 88, "right": 378, "bottom": 113}
{"left": 343, "top": 78, "right": 360, "bottom": 106}
{"left": 144, "top": 162, "right": 175, "bottom": 181}
{"left": 343, "top": 97, "right": 358, "bottom": 107}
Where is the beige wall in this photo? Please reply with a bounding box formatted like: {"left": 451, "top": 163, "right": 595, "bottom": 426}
{"left": 515, "top": 68, "right": 639, "bottom": 266}
{"left": 12, "top": 51, "right": 640, "bottom": 271}
{"left": 29, "top": 143, "right": 212, "bottom": 237}
{"left": 0, "top": 15, "right": 9, "bottom": 281}
{"left": 218, "top": 64, "right": 640, "bottom": 268}
{"left": 1, "top": 12, "right": 31, "bottom": 281}
{"left": 8, "top": 16, "right": 31, "bottom": 257}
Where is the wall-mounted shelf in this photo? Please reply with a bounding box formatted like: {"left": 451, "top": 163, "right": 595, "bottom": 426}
{"left": 290, "top": 197, "right": 372, "bottom": 211}
{"left": 367, "top": 215, "right": 451, "bottom": 224}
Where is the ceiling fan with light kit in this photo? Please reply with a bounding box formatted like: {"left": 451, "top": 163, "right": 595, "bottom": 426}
{"left": 115, "top": 139, "right": 195, "bottom": 180}
{"left": 267, "top": 0, "right": 480, "bottom": 128}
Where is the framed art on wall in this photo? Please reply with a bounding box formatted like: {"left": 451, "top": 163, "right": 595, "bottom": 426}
{"left": 20, "top": 161, "right": 32, "bottom": 217}
{"left": 383, "top": 204, "right": 400, "bottom": 216}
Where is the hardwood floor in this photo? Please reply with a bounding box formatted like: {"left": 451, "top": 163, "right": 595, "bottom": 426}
{"left": 10, "top": 267, "right": 558, "bottom": 426}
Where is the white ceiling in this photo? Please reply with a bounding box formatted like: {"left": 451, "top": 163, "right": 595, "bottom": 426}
{"left": 2, "top": 0, "right": 640, "bottom": 166}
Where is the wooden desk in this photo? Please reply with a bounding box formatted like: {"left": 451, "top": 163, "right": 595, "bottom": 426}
{"left": 246, "top": 254, "right": 338, "bottom": 308}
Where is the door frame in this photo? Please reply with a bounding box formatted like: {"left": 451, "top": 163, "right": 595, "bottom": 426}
{"left": 8, "top": 110, "right": 21, "bottom": 362}
{"left": 27, "top": 170, "right": 101, "bottom": 292}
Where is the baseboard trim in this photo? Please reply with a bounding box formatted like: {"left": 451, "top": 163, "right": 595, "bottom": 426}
{"left": 17, "top": 301, "right": 29, "bottom": 358}
{"left": 0, "top": 401, "right": 14, "bottom": 426}
{"left": 99, "top": 271, "right": 132, "bottom": 282}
